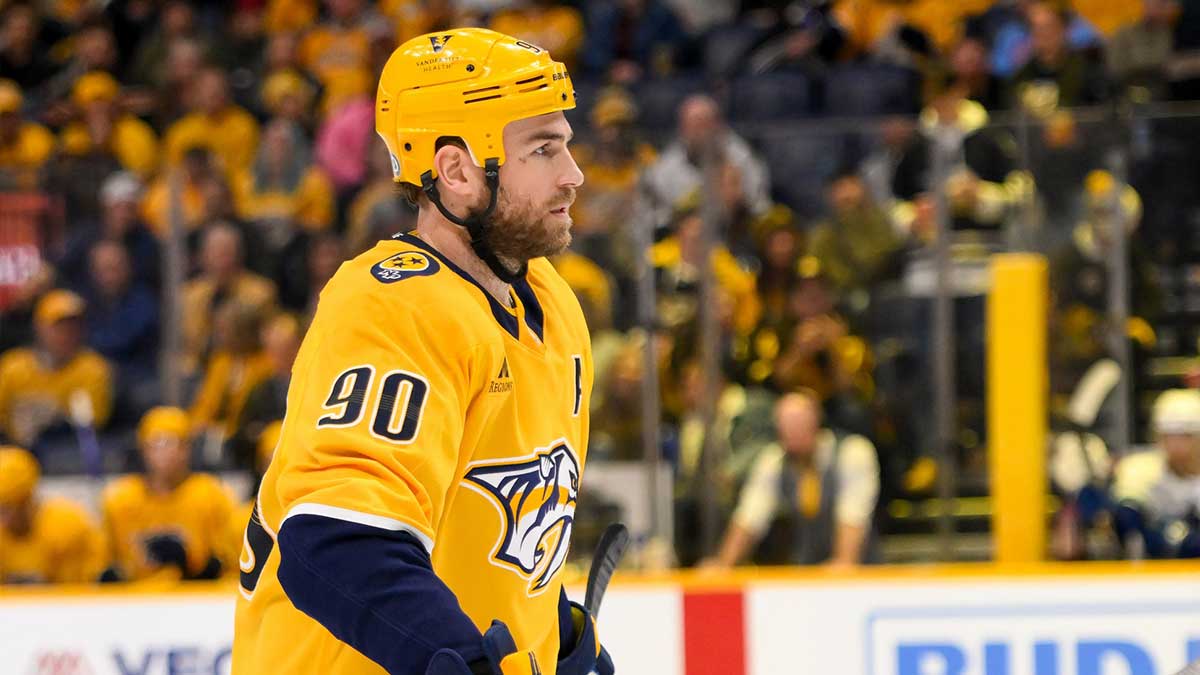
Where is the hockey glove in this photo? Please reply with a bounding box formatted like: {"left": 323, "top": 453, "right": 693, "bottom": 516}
{"left": 426, "top": 620, "right": 543, "bottom": 675}
{"left": 143, "top": 533, "right": 189, "bottom": 573}
{"left": 558, "top": 601, "right": 613, "bottom": 675}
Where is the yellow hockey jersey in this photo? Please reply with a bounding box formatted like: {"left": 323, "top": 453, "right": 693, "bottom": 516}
{"left": 233, "top": 232, "right": 593, "bottom": 674}
{"left": 101, "top": 473, "right": 236, "bottom": 581}
{"left": 0, "top": 497, "right": 105, "bottom": 584}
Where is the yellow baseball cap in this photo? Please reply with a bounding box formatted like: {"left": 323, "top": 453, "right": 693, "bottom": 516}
{"left": 138, "top": 406, "right": 191, "bottom": 447}
{"left": 0, "top": 446, "right": 40, "bottom": 506}
{"left": 261, "top": 69, "right": 314, "bottom": 115}
{"left": 0, "top": 79, "right": 22, "bottom": 114}
{"left": 34, "top": 289, "right": 86, "bottom": 327}
{"left": 72, "top": 71, "right": 120, "bottom": 107}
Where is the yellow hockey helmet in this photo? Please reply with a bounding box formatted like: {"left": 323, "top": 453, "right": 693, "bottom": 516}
{"left": 375, "top": 28, "right": 576, "bottom": 187}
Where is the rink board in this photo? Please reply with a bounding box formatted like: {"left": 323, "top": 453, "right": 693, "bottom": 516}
{"left": 2, "top": 562, "right": 1198, "bottom": 675}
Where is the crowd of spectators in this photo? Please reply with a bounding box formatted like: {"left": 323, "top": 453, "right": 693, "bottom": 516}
{"left": 2, "top": 0, "right": 1200, "bottom": 577}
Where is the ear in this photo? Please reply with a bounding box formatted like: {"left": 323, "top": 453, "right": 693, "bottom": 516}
{"left": 432, "top": 144, "right": 483, "bottom": 203}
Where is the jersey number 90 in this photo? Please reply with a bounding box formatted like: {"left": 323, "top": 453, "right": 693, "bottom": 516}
{"left": 317, "top": 365, "right": 429, "bottom": 443}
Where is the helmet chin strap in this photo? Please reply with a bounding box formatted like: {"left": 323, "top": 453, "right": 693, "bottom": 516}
{"left": 419, "top": 158, "right": 528, "bottom": 284}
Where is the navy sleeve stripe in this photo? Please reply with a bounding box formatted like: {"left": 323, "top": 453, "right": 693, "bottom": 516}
{"left": 283, "top": 502, "right": 436, "bottom": 553}
{"left": 277, "top": 513, "right": 484, "bottom": 673}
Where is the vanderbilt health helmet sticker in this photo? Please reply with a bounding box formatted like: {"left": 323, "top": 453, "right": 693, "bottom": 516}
{"left": 462, "top": 440, "right": 580, "bottom": 595}
{"left": 371, "top": 251, "right": 440, "bottom": 283}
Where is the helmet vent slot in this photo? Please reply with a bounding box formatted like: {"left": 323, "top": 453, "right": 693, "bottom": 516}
{"left": 514, "top": 75, "right": 544, "bottom": 86}
{"left": 462, "top": 85, "right": 501, "bottom": 96}
{"left": 464, "top": 94, "right": 503, "bottom": 104}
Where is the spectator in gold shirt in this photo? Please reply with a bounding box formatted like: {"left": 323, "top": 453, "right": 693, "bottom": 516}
{"left": 0, "top": 290, "right": 113, "bottom": 448}
{"left": 140, "top": 145, "right": 222, "bottom": 237}
{"left": 189, "top": 300, "right": 274, "bottom": 443}
{"left": 180, "top": 223, "right": 277, "bottom": 376}
{"left": 100, "top": 407, "right": 235, "bottom": 582}
{"left": 58, "top": 71, "right": 160, "bottom": 179}
{"left": 570, "top": 87, "right": 655, "bottom": 281}
{"left": 233, "top": 118, "right": 336, "bottom": 246}
{"left": 163, "top": 67, "right": 260, "bottom": 176}
{"left": 297, "top": 0, "right": 382, "bottom": 116}
{"left": 0, "top": 446, "right": 105, "bottom": 584}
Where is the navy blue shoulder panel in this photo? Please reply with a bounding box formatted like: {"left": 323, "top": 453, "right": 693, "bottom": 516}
{"left": 277, "top": 513, "right": 485, "bottom": 673}
{"left": 392, "top": 232, "right": 521, "bottom": 340}
{"left": 512, "top": 278, "right": 544, "bottom": 342}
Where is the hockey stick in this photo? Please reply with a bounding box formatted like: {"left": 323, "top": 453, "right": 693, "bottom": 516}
{"left": 584, "top": 523, "right": 630, "bottom": 618}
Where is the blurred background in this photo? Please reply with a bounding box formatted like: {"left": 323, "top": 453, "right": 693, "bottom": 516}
{"left": 2, "top": 0, "right": 1200, "bottom": 593}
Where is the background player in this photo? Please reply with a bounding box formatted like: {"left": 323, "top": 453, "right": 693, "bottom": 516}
{"left": 233, "top": 28, "right": 611, "bottom": 675}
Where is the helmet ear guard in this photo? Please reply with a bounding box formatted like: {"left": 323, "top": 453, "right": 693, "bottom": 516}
{"left": 376, "top": 28, "right": 576, "bottom": 281}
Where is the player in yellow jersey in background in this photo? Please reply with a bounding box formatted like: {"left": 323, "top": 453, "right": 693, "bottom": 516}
{"left": 233, "top": 27, "right": 612, "bottom": 675}
{"left": 100, "top": 407, "right": 235, "bottom": 582}
{"left": 0, "top": 446, "right": 104, "bottom": 584}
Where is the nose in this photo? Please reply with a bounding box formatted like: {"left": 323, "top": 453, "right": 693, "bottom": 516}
{"left": 561, "top": 148, "right": 584, "bottom": 189}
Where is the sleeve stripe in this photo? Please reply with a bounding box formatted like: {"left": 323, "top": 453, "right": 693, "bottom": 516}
{"left": 282, "top": 503, "right": 435, "bottom": 554}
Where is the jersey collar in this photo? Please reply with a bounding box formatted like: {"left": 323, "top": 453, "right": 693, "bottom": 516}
{"left": 392, "top": 232, "right": 545, "bottom": 344}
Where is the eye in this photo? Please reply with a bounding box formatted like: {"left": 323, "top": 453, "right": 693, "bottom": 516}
{"left": 533, "top": 143, "right": 553, "bottom": 157}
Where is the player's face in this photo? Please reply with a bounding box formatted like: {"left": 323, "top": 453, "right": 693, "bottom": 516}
{"left": 487, "top": 111, "right": 584, "bottom": 263}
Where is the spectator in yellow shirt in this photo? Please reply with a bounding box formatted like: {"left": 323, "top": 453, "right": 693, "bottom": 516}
{"left": 233, "top": 118, "right": 335, "bottom": 244}
{"left": 188, "top": 300, "right": 274, "bottom": 441}
{"left": 100, "top": 407, "right": 235, "bottom": 582}
{"left": 650, "top": 204, "right": 763, "bottom": 336}
{"left": 490, "top": 0, "right": 585, "bottom": 68}
{"left": 0, "top": 79, "right": 53, "bottom": 190}
{"left": 259, "top": 68, "right": 317, "bottom": 130}
{"left": 0, "top": 290, "right": 113, "bottom": 448}
{"left": 180, "top": 223, "right": 277, "bottom": 375}
{"left": 0, "top": 446, "right": 105, "bottom": 584}
{"left": 230, "top": 313, "right": 301, "bottom": 469}
{"left": 140, "top": 145, "right": 222, "bottom": 237}
{"left": 297, "top": 0, "right": 378, "bottom": 115}
{"left": 58, "top": 71, "right": 160, "bottom": 179}
{"left": 164, "top": 67, "right": 260, "bottom": 176}
{"left": 570, "top": 87, "right": 656, "bottom": 281}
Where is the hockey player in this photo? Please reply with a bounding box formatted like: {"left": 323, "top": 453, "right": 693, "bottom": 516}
{"left": 233, "top": 28, "right": 610, "bottom": 675}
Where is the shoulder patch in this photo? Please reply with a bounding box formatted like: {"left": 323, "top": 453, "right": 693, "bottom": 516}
{"left": 371, "top": 251, "right": 440, "bottom": 283}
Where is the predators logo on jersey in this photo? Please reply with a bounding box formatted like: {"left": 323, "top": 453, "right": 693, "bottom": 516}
{"left": 371, "top": 250, "right": 439, "bottom": 283}
{"left": 463, "top": 440, "right": 579, "bottom": 595}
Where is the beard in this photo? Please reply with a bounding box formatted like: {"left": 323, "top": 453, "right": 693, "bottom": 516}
{"left": 476, "top": 185, "right": 575, "bottom": 270}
